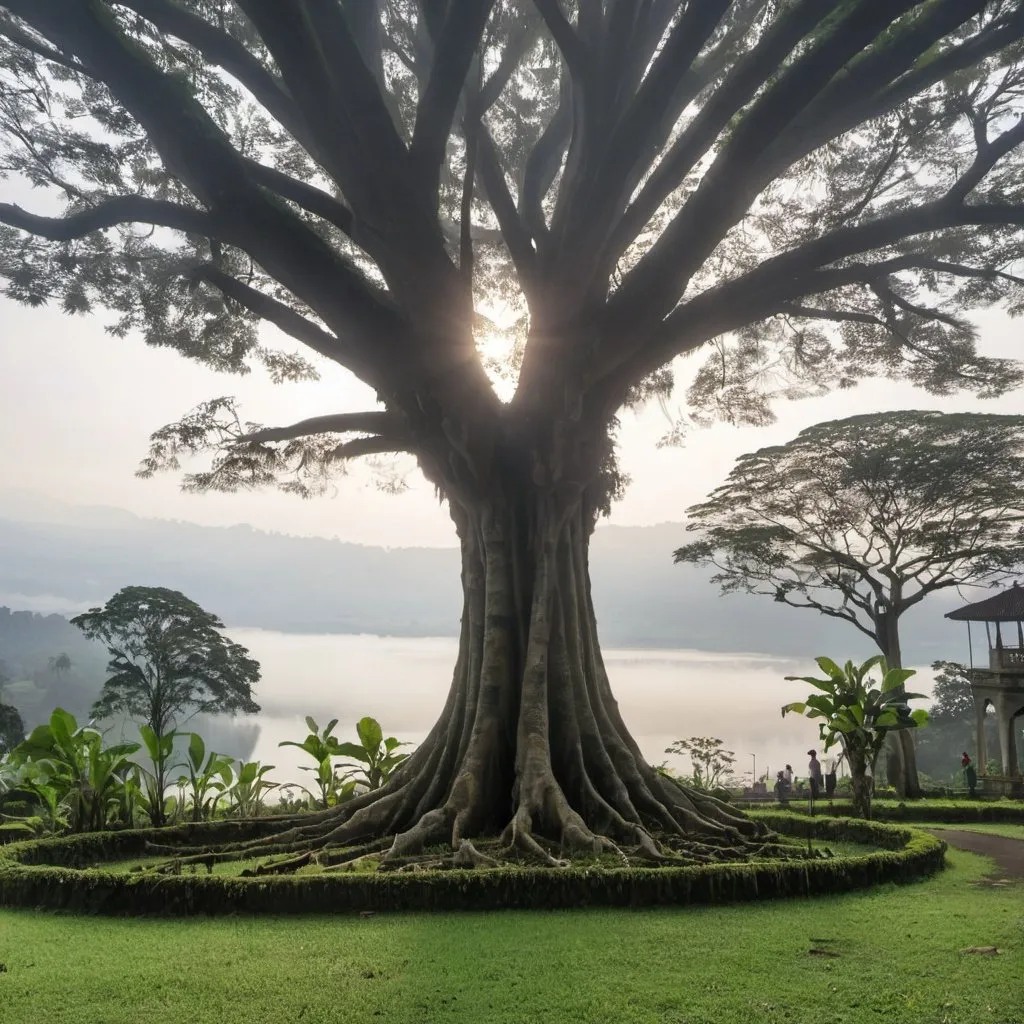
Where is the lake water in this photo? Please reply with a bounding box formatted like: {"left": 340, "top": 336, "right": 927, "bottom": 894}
{"left": 224, "top": 629, "right": 938, "bottom": 788}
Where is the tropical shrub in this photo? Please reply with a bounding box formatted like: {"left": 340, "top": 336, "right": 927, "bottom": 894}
{"left": 279, "top": 717, "right": 356, "bottom": 809}
{"left": 783, "top": 657, "right": 929, "bottom": 819}
{"left": 177, "top": 733, "right": 234, "bottom": 822}
{"left": 6, "top": 708, "right": 140, "bottom": 832}
{"left": 335, "top": 717, "right": 409, "bottom": 791}
{"left": 228, "top": 761, "right": 277, "bottom": 817}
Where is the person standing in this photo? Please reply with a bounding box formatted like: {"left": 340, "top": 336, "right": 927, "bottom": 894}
{"left": 824, "top": 751, "right": 843, "bottom": 801}
{"left": 808, "top": 750, "right": 823, "bottom": 801}
{"left": 783, "top": 764, "right": 793, "bottom": 794}
{"left": 962, "top": 751, "right": 978, "bottom": 798}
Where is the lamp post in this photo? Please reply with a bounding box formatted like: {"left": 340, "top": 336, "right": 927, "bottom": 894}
{"left": 750, "top": 753, "right": 756, "bottom": 790}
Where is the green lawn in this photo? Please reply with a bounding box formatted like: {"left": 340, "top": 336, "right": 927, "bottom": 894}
{"left": 0, "top": 850, "right": 1021, "bottom": 1024}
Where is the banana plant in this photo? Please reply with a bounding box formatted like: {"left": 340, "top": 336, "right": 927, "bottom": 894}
{"left": 11, "top": 708, "right": 139, "bottom": 831}
{"left": 0, "top": 760, "right": 70, "bottom": 836}
{"left": 137, "top": 725, "right": 184, "bottom": 827}
{"left": 228, "top": 760, "right": 278, "bottom": 817}
{"left": 783, "top": 656, "right": 929, "bottom": 819}
{"left": 334, "top": 717, "right": 410, "bottom": 791}
{"left": 177, "top": 733, "right": 234, "bottom": 821}
{"left": 279, "top": 717, "right": 358, "bottom": 808}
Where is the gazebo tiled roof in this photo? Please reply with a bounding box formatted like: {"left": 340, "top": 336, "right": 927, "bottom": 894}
{"left": 946, "top": 583, "right": 1024, "bottom": 623}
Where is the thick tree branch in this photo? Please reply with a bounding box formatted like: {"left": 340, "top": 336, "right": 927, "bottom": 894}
{"left": 331, "top": 435, "right": 414, "bottom": 460}
{"left": 411, "top": 0, "right": 496, "bottom": 199}
{"left": 232, "top": 1, "right": 415, "bottom": 227}
{"left": 0, "top": 196, "right": 215, "bottom": 239}
{"left": 604, "top": 0, "right": 833, "bottom": 269}
{"left": 240, "top": 158, "right": 355, "bottom": 238}
{"left": 519, "top": 68, "right": 572, "bottom": 246}
{"left": 532, "top": 0, "right": 585, "bottom": 75}
{"left": 609, "top": 2, "right": 923, "bottom": 328}
{"left": 191, "top": 265, "right": 381, "bottom": 384}
{"left": 564, "top": 0, "right": 731, "bottom": 259}
{"left": 0, "top": 14, "right": 97, "bottom": 78}
{"left": 236, "top": 411, "right": 397, "bottom": 444}
{"left": 475, "top": 129, "right": 537, "bottom": 284}
{"left": 112, "top": 0, "right": 303, "bottom": 140}
{"left": 6, "top": 0, "right": 414, "bottom": 384}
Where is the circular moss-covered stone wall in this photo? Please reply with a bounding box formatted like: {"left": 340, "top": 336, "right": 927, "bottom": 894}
{"left": 0, "top": 814, "right": 945, "bottom": 916}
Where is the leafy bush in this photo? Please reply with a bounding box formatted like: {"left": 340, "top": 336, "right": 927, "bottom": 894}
{"left": 279, "top": 718, "right": 357, "bottom": 809}
{"left": 4, "top": 708, "right": 140, "bottom": 832}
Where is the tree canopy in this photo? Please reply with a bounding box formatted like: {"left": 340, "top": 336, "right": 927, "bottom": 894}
{"left": 1, "top": 2, "right": 1024, "bottom": 498}
{"left": 675, "top": 411, "right": 1024, "bottom": 665}
{"left": 71, "top": 585, "right": 261, "bottom": 738}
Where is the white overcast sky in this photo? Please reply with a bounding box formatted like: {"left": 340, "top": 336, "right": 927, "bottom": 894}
{"left": 2, "top": 291, "right": 1022, "bottom": 547}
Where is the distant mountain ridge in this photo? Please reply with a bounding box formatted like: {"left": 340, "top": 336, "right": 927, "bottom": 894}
{"left": 0, "top": 486, "right": 968, "bottom": 661}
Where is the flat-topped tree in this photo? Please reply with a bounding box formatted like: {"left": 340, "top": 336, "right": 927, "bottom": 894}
{"left": 2, "top": 3, "right": 1024, "bottom": 865}
{"left": 675, "top": 411, "right": 1024, "bottom": 796}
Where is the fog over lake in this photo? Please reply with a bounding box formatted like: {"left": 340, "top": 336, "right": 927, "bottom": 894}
{"left": 231, "top": 630, "right": 940, "bottom": 788}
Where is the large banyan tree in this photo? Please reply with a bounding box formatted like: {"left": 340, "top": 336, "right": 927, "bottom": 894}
{"left": 2, "top": 1, "right": 1024, "bottom": 865}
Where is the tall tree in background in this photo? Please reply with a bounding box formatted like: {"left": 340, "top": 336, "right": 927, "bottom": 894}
{"left": 675, "top": 411, "right": 1024, "bottom": 795}
{"left": 2, "top": 3, "right": 1024, "bottom": 860}
{"left": 72, "top": 586, "right": 261, "bottom": 737}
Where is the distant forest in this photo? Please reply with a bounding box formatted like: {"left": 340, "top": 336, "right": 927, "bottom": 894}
{"left": 0, "top": 488, "right": 973, "bottom": 662}
{"left": 0, "top": 606, "right": 107, "bottom": 724}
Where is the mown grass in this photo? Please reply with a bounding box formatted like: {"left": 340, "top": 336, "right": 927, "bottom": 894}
{"left": 0, "top": 849, "right": 1021, "bottom": 1024}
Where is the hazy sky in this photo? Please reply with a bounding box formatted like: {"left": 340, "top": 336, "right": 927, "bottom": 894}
{"left": 1, "top": 288, "right": 1023, "bottom": 546}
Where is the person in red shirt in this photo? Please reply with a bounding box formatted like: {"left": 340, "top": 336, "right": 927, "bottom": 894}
{"left": 962, "top": 752, "right": 978, "bottom": 797}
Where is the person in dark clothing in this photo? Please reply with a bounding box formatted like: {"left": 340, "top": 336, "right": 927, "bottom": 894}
{"left": 807, "top": 749, "right": 823, "bottom": 800}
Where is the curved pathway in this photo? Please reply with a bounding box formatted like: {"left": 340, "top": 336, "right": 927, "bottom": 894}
{"left": 928, "top": 829, "right": 1024, "bottom": 879}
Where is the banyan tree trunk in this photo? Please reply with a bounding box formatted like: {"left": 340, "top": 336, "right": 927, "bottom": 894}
{"left": 296, "top": 487, "right": 763, "bottom": 865}
{"left": 176, "top": 444, "right": 766, "bottom": 869}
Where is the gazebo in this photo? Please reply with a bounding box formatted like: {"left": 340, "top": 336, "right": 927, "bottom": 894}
{"left": 946, "top": 583, "right": 1024, "bottom": 793}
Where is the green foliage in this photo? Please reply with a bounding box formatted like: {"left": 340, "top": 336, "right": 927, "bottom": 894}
{"left": 334, "top": 717, "right": 409, "bottom": 791}
{"left": 227, "top": 761, "right": 277, "bottom": 817}
{"left": 677, "top": 412, "right": 1024, "bottom": 661}
{"left": 664, "top": 737, "right": 736, "bottom": 790}
{"left": 783, "top": 656, "right": 929, "bottom": 818}
{"left": 135, "top": 725, "right": 182, "bottom": 827}
{"left": 72, "top": 586, "right": 261, "bottom": 738}
{"left": 278, "top": 717, "right": 355, "bottom": 809}
{"left": 5, "top": 707, "right": 140, "bottom": 832}
{"left": 177, "top": 733, "right": 233, "bottom": 823}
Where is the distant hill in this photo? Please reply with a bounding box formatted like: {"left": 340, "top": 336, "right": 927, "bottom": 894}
{"left": 0, "top": 486, "right": 970, "bottom": 662}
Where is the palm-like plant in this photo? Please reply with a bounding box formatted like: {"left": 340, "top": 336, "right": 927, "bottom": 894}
{"left": 137, "top": 725, "right": 184, "bottom": 827}
{"left": 178, "top": 733, "right": 234, "bottom": 822}
{"left": 783, "top": 657, "right": 929, "bottom": 819}
{"left": 279, "top": 717, "right": 354, "bottom": 809}
{"left": 335, "top": 717, "right": 410, "bottom": 791}
{"left": 11, "top": 708, "right": 140, "bottom": 831}
{"left": 228, "top": 761, "right": 277, "bottom": 817}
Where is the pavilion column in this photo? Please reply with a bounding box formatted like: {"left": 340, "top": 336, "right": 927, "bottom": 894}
{"left": 996, "top": 698, "right": 1014, "bottom": 776}
{"left": 974, "top": 696, "right": 988, "bottom": 776}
